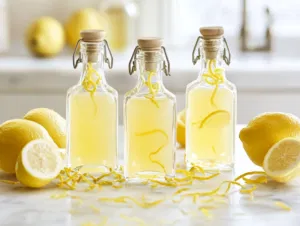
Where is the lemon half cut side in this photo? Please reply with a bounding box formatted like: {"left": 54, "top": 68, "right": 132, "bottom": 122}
{"left": 16, "top": 139, "right": 62, "bottom": 188}
{"left": 263, "top": 137, "right": 300, "bottom": 183}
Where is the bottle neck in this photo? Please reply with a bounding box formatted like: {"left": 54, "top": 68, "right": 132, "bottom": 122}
{"left": 199, "top": 55, "right": 227, "bottom": 82}
{"left": 134, "top": 50, "right": 165, "bottom": 94}
{"left": 79, "top": 44, "right": 107, "bottom": 86}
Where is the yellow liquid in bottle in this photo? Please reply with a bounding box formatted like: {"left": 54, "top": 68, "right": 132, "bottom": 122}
{"left": 125, "top": 96, "right": 175, "bottom": 179}
{"left": 186, "top": 87, "right": 235, "bottom": 170}
{"left": 68, "top": 92, "right": 117, "bottom": 171}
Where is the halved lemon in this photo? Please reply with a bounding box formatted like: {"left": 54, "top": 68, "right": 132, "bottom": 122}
{"left": 15, "top": 139, "right": 62, "bottom": 188}
{"left": 263, "top": 137, "right": 300, "bottom": 183}
{"left": 177, "top": 110, "right": 186, "bottom": 147}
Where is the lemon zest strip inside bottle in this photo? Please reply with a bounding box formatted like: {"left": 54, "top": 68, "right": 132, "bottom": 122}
{"left": 192, "top": 110, "right": 230, "bottom": 128}
{"left": 201, "top": 59, "right": 225, "bottom": 107}
{"left": 135, "top": 129, "right": 169, "bottom": 174}
{"left": 81, "top": 62, "right": 102, "bottom": 114}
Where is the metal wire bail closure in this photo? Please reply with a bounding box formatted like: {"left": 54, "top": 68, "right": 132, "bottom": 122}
{"left": 73, "top": 39, "right": 82, "bottom": 69}
{"left": 128, "top": 46, "right": 140, "bottom": 75}
{"left": 192, "top": 36, "right": 202, "bottom": 65}
{"left": 162, "top": 46, "right": 171, "bottom": 76}
{"left": 192, "top": 36, "right": 231, "bottom": 66}
{"left": 223, "top": 37, "right": 231, "bottom": 65}
{"left": 104, "top": 40, "right": 114, "bottom": 69}
{"left": 128, "top": 46, "right": 171, "bottom": 76}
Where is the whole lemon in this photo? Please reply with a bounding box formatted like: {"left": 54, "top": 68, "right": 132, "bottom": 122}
{"left": 239, "top": 112, "right": 300, "bottom": 167}
{"left": 0, "top": 119, "right": 54, "bottom": 173}
{"left": 26, "top": 17, "right": 65, "bottom": 57}
{"left": 177, "top": 110, "right": 186, "bottom": 147}
{"left": 24, "top": 108, "right": 66, "bottom": 148}
{"left": 65, "top": 8, "right": 108, "bottom": 48}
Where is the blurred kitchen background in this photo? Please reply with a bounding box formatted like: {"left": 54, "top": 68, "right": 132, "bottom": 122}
{"left": 0, "top": 0, "right": 300, "bottom": 123}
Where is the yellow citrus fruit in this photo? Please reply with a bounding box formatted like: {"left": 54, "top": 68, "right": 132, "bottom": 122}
{"left": 24, "top": 108, "right": 66, "bottom": 148}
{"left": 0, "top": 119, "right": 55, "bottom": 173}
{"left": 26, "top": 17, "right": 65, "bottom": 57}
{"left": 263, "top": 137, "right": 300, "bottom": 183}
{"left": 65, "top": 8, "right": 108, "bottom": 48}
{"left": 16, "top": 139, "right": 62, "bottom": 188}
{"left": 177, "top": 110, "right": 186, "bottom": 147}
{"left": 240, "top": 112, "right": 300, "bottom": 167}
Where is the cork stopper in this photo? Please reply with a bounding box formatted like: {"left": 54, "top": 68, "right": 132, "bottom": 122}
{"left": 80, "top": 30, "right": 106, "bottom": 62}
{"left": 200, "top": 26, "right": 224, "bottom": 39}
{"left": 80, "top": 30, "right": 106, "bottom": 42}
{"left": 137, "top": 38, "right": 163, "bottom": 71}
{"left": 199, "top": 26, "right": 224, "bottom": 60}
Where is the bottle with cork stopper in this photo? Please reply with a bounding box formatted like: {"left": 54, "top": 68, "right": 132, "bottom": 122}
{"left": 186, "top": 26, "right": 237, "bottom": 170}
{"left": 67, "top": 29, "right": 118, "bottom": 173}
{"left": 124, "top": 37, "right": 176, "bottom": 181}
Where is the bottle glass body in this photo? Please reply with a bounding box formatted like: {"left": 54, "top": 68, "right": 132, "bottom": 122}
{"left": 67, "top": 42, "right": 118, "bottom": 173}
{"left": 186, "top": 43, "right": 236, "bottom": 170}
{"left": 124, "top": 51, "right": 176, "bottom": 181}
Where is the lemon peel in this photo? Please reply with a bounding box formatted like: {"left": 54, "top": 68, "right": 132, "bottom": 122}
{"left": 56, "top": 167, "right": 125, "bottom": 190}
{"left": 193, "top": 110, "right": 230, "bottom": 128}
{"left": 99, "top": 196, "right": 164, "bottom": 209}
{"left": 90, "top": 205, "right": 100, "bottom": 213}
{"left": 135, "top": 129, "right": 169, "bottom": 174}
{"left": 234, "top": 171, "right": 267, "bottom": 182}
{"left": 274, "top": 201, "right": 291, "bottom": 211}
{"left": 199, "top": 207, "right": 213, "bottom": 219}
{"left": 143, "top": 71, "right": 160, "bottom": 108}
{"left": 50, "top": 192, "right": 68, "bottom": 199}
{"left": 81, "top": 63, "right": 102, "bottom": 114}
{"left": 202, "top": 59, "right": 225, "bottom": 107}
{"left": 120, "top": 214, "right": 148, "bottom": 226}
{"left": 0, "top": 180, "right": 20, "bottom": 185}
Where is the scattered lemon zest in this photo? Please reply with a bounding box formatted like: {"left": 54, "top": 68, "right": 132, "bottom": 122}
{"left": 56, "top": 167, "right": 125, "bottom": 190}
{"left": 243, "top": 176, "right": 267, "bottom": 184}
{"left": 99, "top": 217, "right": 108, "bottom": 226}
{"left": 120, "top": 214, "right": 148, "bottom": 226}
{"left": 136, "top": 129, "right": 169, "bottom": 174}
{"left": 172, "top": 188, "right": 190, "bottom": 196}
{"left": 99, "top": 196, "right": 164, "bottom": 209}
{"left": 234, "top": 171, "right": 267, "bottom": 182}
{"left": 90, "top": 205, "right": 101, "bottom": 213}
{"left": 50, "top": 192, "right": 68, "bottom": 199}
{"left": 199, "top": 207, "right": 213, "bottom": 219}
{"left": 0, "top": 179, "right": 20, "bottom": 185}
{"left": 275, "top": 201, "right": 291, "bottom": 211}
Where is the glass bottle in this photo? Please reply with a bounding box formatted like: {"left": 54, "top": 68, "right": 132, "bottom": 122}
{"left": 124, "top": 38, "right": 176, "bottom": 181}
{"left": 67, "top": 30, "right": 118, "bottom": 173}
{"left": 186, "top": 26, "right": 236, "bottom": 171}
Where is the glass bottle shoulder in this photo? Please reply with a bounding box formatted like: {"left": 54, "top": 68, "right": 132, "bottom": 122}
{"left": 124, "top": 85, "right": 176, "bottom": 104}
{"left": 186, "top": 73, "right": 236, "bottom": 94}
{"left": 67, "top": 84, "right": 118, "bottom": 100}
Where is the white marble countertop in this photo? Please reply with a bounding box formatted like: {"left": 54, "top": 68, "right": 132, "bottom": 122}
{"left": 0, "top": 125, "right": 300, "bottom": 226}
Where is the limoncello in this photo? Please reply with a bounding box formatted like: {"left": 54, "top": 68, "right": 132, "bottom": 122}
{"left": 186, "top": 26, "right": 236, "bottom": 170}
{"left": 124, "top": 38, "right": 176, "bottom": 181}
{"left": 67, "top": 30, "right": 118, "bottom": 173}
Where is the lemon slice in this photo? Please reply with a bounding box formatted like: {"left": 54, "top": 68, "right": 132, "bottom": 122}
{"left": 176, "top": 110, "right": 186, "bottom": 147}
{"left": 194, "top": 110, "right": 230, "bottom": 128}
{"left": 16, "top": 139, "right": 62, "bottom": 188}
{"left": 263, "top": 137, "right": 300, "bottom": 183}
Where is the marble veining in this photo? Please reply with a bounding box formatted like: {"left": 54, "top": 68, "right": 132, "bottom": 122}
{"left": 0, "top": 125, "right": 300, "bottom": 226}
